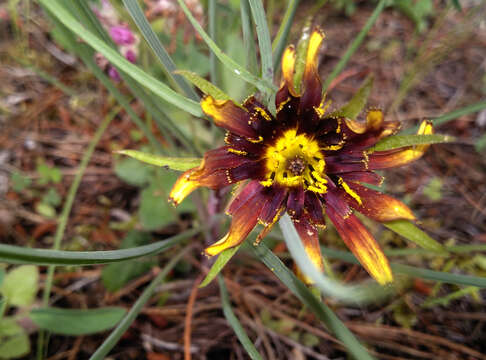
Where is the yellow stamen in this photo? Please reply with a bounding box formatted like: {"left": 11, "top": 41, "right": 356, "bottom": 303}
{"left": 261, "top": 129, "right": 327, "bottom": 194}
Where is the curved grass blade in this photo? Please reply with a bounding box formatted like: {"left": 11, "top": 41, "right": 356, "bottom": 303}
{"left": 176, "top": 71, "right": 230, "bottom": 100}
{"left": 272, "top": 0, "right": 299, "bottom": 71}
{"left": 174, "top": 0, "right": 276, "bottom": 94}
{"left": 384, "top": 220, "right": 446, "bottom": 253}
{"left": 248, "top": 242, "right": 376, "bottom": 360}
{"left": 0, "top": 228, "right": 199, "bottom": 266}
{"left": 218, "top": 275, "right": 263, "bottom": 360}
{"left": 122, "top": 0, "right": 199, "bottom": 101}
{"left": 30, "top": 307, "right": 126, "bottom": 336}
{"left": 279, "top": 214, "right": 393, "bottom": 305}
{"left": 321, "top": 247, "right": 486, "bottom": 288}
{"left": 248, "top": 0, "right": 273, "bottom": 84}
{"left": 321, "top": 0, "right": 387, "bottom": 93}
{"left": 117, "top": 150, "right": 202, "bottom": 171}
{"left": 371, "top": 134, "right": 455, "bottom": 152}
{"left": 200, "top": 245, "right": 241, "bottom": 288}
{"left": 40, "top": 0, "right": 202, "bottom": 117}
{"left": 89, "top": 247, "right": 190, "bottom": 360}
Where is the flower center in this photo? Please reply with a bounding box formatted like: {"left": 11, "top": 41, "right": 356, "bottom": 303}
{"left": 261, "top": 129, "right": 327, "bottom": 193}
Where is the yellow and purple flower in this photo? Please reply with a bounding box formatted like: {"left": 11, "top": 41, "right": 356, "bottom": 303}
{"left": 169, "top": 29, "right": 433, "bottom": 285}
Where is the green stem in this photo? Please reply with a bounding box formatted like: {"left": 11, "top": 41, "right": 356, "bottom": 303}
{"left": 37, "top": 107, "right": 119, "bottom": 358}
{"left": 89, "top": 247, "right": 191, "bottom": 360}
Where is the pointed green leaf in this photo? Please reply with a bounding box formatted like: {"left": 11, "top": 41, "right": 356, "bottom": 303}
{"left": 174, "top": 0, "right": 276, "bottom": 94}
{"left": 176, "top": 71, "right": 230, "bottom": 101}
{"left": 333, "top": 75, "right": 374, "bottom": 119}
{"left": 371, "top": 134, "right": 455, "bottom": 152}
{"left": 248, "top": 0, "right": 273, "bottom": 84}
{"left": 293, "top": 24, "right": 311, "bottom": 93}
{"left": 200, "top": 244, "right": 242, "bottom": 288}
{"left": 272, "top": 0, "right": 299, "bottom": 70}
{"left": 117, "top": 150, "right": 201, "bottom": 171}
{"left": 384, "top": 220, "right": 446, "bottom": 253}
{"left": 30, "top": 307, "right": 126, "bottom": 335}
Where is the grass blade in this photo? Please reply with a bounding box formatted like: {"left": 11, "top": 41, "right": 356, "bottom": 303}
{"left": 404, "top": 99, "right": 486, "bottom": 134}
{"left": 272, "top": 0, "right": 299, "bottom": 70}
{"left": 321, "top": 0, "right": 387, "bottom": 93}
{"left": 279, "top": 214, "right": 392, "bottom": 305}
{"left": 384, "top": 220, "right": 446, "bottom": 253}
{"left": 176, "top": 70, "right": 231, "bottom": 100}
{"left": 249, "top": 242, "right": 376, "bottom": 360}
{"left": 175, "top": 0, "right": 276, "bottom": 94}
{"left": 40, "top": 0, "right": 202, "bottom": 117}
{"left": 0, "top": 228, "right": 199, "bottom": 266}
{"left": 321, "top": 247, "right": 486, "bottom": 288}
{"left": 218, "top": 276, "right": 263, "bottom": 360}
{"left": 200, "top": 245, "right": 242, "bottom": 288}
{"left": 248, "top": 0, "right": 273, "bottom": 84}
{"left": 240, "top": 0, "right": 258, "bottom": 75}
{"left": 117, "top": 150, "right": 202, "bottom": 171}
{"left": 371, "top": 134, "right": 455, "bottom": 152}
{"left": 208, "top": 0, "right": 219, "bottom": 86}
{"left": 89, "top": 247, "right": 191, "bottom": 360}
{"left": 122, "top": 0, "right": 199, "bottom": 101}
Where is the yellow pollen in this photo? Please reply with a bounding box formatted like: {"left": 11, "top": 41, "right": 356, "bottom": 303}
{"left": 227, "top": 148, "right": 247, "bottom": 156}
{"left": 338, "top": 177, "right": 362, "bottom": 205}
{"left": 247, "top": 136, "right": 264, "bottom": 143}
{"left": 261, "top": 129, "right": 327, "bottom": 193}
{"left": 255, "top": 107, "right": 272, "bottom": 122}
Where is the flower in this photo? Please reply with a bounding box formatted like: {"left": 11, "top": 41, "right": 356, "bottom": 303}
{"left": 169, "top": 29, "right": 433, "bottom": 285}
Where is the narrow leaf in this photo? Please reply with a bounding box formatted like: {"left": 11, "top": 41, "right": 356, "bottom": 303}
{"left": 371, "top": 134, "right": 455, "bottom": 152}
{"left": 117, "top": 150, "right": 201, "bottom": 171}
{"left": 174, "top": 0, "right": 276, "bottom": 94}
{"left": 332, "top": 75, "right": 374, "bottom": 118}
{"left": 176, "top": 71, "right": 230, "bottom": 100}
{"left": 249, "top": 242, "right": 376, "bottom": 360}
{"left": 248, "top": 0, "right": 273, "bottom": 84}
{"left": 218, "top": 276, "right": 263, "bottom": 360}
{"left": 293, "top": 23, "right": 311, "bottom": 92}
{"left": 279, "top": 214, "right": 393, "bottom": 305}
{"left": 122, "top": 0, "right": 199, "bottom": 100}
{"left": 0, "top": 228, "right": 199, "bottom": 266}
{"left": 40, "top": 0, "right": 203, "bottom": 117}
{"left": 240, "top": 0, "right": 258, "bottom": 75}
{"left": 200, "top": 245, "right": 241, "bottom": 288}
{"left": 384, "top": 220, "right": 446, "bottom": 253}
{"left": 322, "top": 246, "right": 486, "bottom": 288}
{"left": 30, "top": 307, "right": 126, "bottom": 335}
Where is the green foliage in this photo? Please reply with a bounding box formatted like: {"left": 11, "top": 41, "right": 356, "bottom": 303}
{"left": 29, "top": 307, "right": 126, "bottom": 335}
{"left": 10, "top": 171, "right": 31, "bottom": 193}
{"left": 36, "top": 161, "right": 62, "bottom": 186}
{"left": 200, "top": 244, "right": 242, "bottom": 288}
{"left": 393, "top": 0, "right": 434, "bottom": 33}
{"left": 423, "top": 177, "right": 443, "bottom": 201}
{"left": 0, "top": 318, "right": 30, "bottom": 359}
{"left": 384, "top": 220, "right": 445, "bottom": 253}
{"left": 176, "top": 70, "right": 231, "bottom": 101}
{"left": 371, "top": 134, "right": 454, "bottom": 152}
{"left": 0, "top": 265, "right": 39, "bottom": 307}
{"left": 117, "top": 150, "right": 201, "bottom": 172}
{"left": 102, "top": 231, "right": 155, "bottom": 292}
{"left": 114, "top": 157, "right": 152, "bottom": 187}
